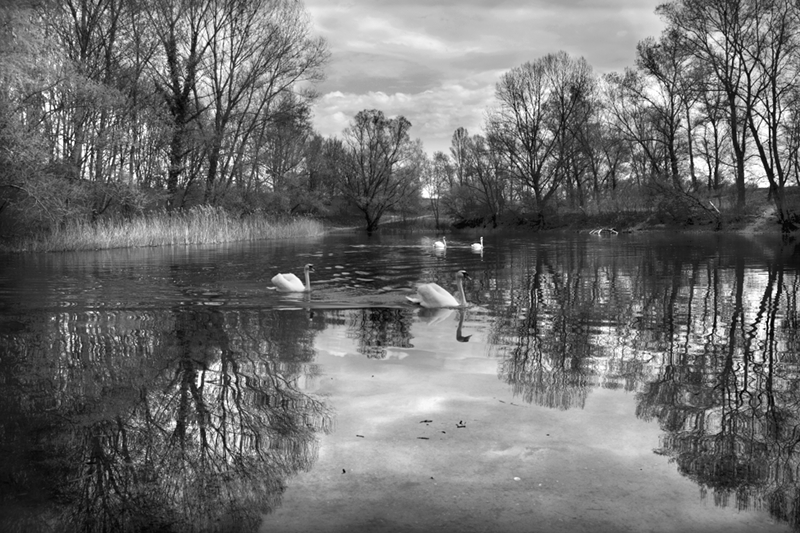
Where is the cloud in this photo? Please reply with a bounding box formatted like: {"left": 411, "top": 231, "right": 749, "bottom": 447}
{"left": 312, "top": 80, "right": 496, "bottom": 154}
{"left": 304, "top": 0, "right": 666, "bottom": 154}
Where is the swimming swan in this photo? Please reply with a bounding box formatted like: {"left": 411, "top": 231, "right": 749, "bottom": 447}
{"left": 272, "top": 263, "right": 314, "bottom": 292}
{"left": 471, "top": 237, "right": 484, "bottom": 251}
{"left": 433, "top": 236, "right": 447, "bottom": 249}
{"left": 406, "top": 270, "right": 470, "bottom": 308}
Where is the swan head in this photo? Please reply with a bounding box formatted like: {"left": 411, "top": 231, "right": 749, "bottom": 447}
{"left": 456, "top": 269, "right": 470, "bottom": 281}
{"left": 304, "top": 263, "right": 315, "bottom": 273}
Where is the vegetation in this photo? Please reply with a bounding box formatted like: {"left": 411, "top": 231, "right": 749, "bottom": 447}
{"left": 10, "top": 206, "right": 325, "bottom": 252}
{"left": 2, "top": 0, "right": 800, "bottom": 251}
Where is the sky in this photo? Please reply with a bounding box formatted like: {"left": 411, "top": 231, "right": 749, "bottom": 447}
{"left": 302, "top": 0, "right": 667, "bottom": 155}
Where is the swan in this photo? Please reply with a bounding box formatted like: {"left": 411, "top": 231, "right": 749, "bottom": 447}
{"left": 471, "top": 237, "right": 484, "bottom": 251}
{"left": 271, "top": 263, "right": 314, "bottom": 292}
{"left": 433, "top": 236, "right": 447, "bottom": 249}
{"left": 406, "top": 270, "right": 470, "bottom": 308}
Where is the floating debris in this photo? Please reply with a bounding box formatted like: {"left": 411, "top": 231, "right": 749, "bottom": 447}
{"left": 589, "top": 227, "right": 618, "bottom": 235}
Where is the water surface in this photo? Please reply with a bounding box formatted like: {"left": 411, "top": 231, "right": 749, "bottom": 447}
{"left": 1, "top": 231, "right": 798, "bottom": 532}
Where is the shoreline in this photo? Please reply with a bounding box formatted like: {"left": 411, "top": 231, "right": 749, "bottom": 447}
{"left": 2, "top": 205, "right": 795, "bottom": 255}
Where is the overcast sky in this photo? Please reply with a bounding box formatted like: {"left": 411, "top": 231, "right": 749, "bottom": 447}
{"left": 302, "top": 0, "right": 666, "bottom": 155}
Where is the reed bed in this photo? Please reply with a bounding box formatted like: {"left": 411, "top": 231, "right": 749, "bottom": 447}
{"left": 8, "top": 206, "right": 326, "bottom": 253}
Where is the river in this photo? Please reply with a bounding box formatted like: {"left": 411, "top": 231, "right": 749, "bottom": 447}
{"left": 1, "top": 230, "right": 798, "bottom": 532}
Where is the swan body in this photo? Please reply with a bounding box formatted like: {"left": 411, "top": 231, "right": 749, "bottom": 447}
{"left": 433, "top": 236, "right": 447, "bottom": 249}
{"left": 471, "top": 237, "right": 484, "bottom": 251}
{"left": 272, "top": 263, "right": 314, "bottom": 292}
{"left": 406, "top": 270, "right": 470, "bottom": 308}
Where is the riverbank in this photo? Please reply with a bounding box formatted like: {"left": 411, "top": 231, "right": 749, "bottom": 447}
{"left": 441, "top": 190, "right": 799, "bottom": 236}
{"left": 2, "top": 193, "right": 795, "bottom": 254}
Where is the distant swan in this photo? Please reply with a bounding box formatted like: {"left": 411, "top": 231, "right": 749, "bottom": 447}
{"left": 471, "top": 237, "right": 483, "bottom": 251}
{"left": 272, "top": 263, "right": 314, "bottom": 292}
{"left": 406, "top": 270, "right": 470, "bottom": 308}
{"left": 433, "top": 236, "right": 447, "bottom": 249}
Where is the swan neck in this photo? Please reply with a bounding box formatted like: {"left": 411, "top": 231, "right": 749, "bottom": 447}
{"left": 458, "top": 278, "right": 467, "bottom": 307}
{"left": 305, "top": 269, "right": 311, "bottom": 291}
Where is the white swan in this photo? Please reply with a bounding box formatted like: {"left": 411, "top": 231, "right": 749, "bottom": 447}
{"left": 471, "top": 237, "right": 483, "bottom": 251}
{"left": 271, "top": 263, "right": 314, "bottom": 292}
{"left": 406, "top": 270, "right": 470, "bottom": 308}
{"left": 433, "top": 236, "right": 447, "bottom": 249}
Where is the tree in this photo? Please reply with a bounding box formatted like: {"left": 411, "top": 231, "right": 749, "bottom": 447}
{"left": 423, "top": 151, "right": 451, "bottom": 229}
{"left": 603, "top": 70, "right": 667, "bottom": 187}
{"left": 145, "top": 0, "right": 214, "bottom": 210}
{"left": 635, "top": 30, "right": 696, "bottom": 191}
{"left": 487, "top": 51, "right": 594, "bottom": 223}
{"left": 449, "top": 126, "right": 469, "bottom": 187}
{"left": 694, "top": 74, "right": 730, "bottom": 191}
{"left": 657, "top": 0, "right": 758, "bottom": 210}
{"left": 196, "top": 0, "right": 327, "bottom": 204}
{"left": 337, "top": 109, "right": 420, "bottom": 233}
{"left": 742, "top": 0, "right": 800, "bottom": 231}
{"left": 463, "top": 134, "right": 509, "bottom": 227}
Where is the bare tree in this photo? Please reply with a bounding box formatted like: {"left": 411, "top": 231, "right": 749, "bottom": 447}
{"left": 487, "top": 51, "right": 594, "bottom": 223}
{"left": 743, "top": 0, "right": 800, "bottom": 231}
{"left": 424, "top": 151, "right": 451, "bottom": 229}
{"left": 145, "top": 0, "right": 215, "bottom": 210}
{"left": 635, "top": 30, "right": 696, "bottom": 191}
{"left": 338, "top": 109, "right": 420, "bottom": 233}
{"left": 464, "top": 134, "right": 509, "bottom": 227}
{"left": 197, "top": 0, "right": 327, "bottom": 204}
{"left": 658, "top": 0, "right": 759, "bottom": 210}
{"left": 603, "top": 70, "right": 668, "bottom": 187}
{"left": 449, "top": 126, "right": 469, "bottom": 187}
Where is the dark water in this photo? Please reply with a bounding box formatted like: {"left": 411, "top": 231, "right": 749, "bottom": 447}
{"left": 1, "top": 231, "right": 800, "bottom": 532}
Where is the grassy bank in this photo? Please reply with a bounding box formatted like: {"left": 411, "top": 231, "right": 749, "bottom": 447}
{"left": 3, "top": 206, "right": 326, "bottom": 253}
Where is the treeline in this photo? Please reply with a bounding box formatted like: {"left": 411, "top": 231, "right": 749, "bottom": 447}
{"left": 2, "top": 0, "right": 800, "bottom": 241}
{"left": 1, "top": 0, "right": 329, "bottom": 237}
{"left": 430, "top": 0, "right": 800, "bottom": 233}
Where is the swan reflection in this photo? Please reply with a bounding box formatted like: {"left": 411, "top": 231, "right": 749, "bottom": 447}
{"left": 416, "top": 308, "right": 472, "bottom": 342}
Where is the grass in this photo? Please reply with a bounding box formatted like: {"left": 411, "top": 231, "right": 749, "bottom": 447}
{"left": 5, "top": 206, "right": 326, "bottom": 253}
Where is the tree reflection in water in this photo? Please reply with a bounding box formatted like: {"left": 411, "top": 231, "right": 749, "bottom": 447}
{"left": 491, "top": 238, "right": 800, "bottom": 529}
{"left": 4, "top": 235, "right": 800, "bottom": 531}
{"left": 0, "top": 306, "right": 331, "bottom": 533}
{"left": 345, "top": 307, "right": 413, "bottom": 359}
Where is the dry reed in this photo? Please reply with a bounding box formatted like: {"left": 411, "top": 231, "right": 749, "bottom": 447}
{"left": 9, "top": 207, "right": 326, "bottom": 252}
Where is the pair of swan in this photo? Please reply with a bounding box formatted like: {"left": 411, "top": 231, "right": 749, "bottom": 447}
{"left": 433, "top": 236, "right": 484, "bottom": 251}
{"left": 271, "top": 264, "right": 471, "bottom": 309}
